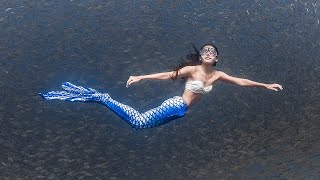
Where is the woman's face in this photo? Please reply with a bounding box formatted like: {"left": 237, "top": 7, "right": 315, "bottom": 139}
{"left": 200, "top": 45, "right": 218, "bottom": 64}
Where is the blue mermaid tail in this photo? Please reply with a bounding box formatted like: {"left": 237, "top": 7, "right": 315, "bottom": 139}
{"left": 39, "top": 82, "right": 187, "bottom": 129}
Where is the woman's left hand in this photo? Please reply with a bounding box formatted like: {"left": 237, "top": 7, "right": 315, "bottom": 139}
{"left": 126, "top": 76, "right": 141, "bottom": 87}
{"left": 265, "top": 84, "right": 283, "bottom": 91}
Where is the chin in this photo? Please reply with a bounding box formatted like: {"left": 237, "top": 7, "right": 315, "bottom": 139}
{"left": 204, "top": 59, "right": 214, "bottom": 62}
{"left": 202, "top": 61, "right": 214, "bottom": 66}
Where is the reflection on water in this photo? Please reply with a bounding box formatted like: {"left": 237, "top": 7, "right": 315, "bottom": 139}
{"left": 1, "top": 0, "right": 319, "bottom": 179}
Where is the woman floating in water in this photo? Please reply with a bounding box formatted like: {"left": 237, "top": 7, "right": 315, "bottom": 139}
{"left": 40, "top": 43, "right": 283, "bottom": 129}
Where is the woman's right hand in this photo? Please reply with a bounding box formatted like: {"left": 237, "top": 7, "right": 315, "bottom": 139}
{"left": 126, "top": 76, "right": 141, "bottom": 87}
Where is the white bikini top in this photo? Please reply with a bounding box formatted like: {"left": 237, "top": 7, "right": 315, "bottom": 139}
{"left": 185, "top": 80, "right": 213, "bottom": 94}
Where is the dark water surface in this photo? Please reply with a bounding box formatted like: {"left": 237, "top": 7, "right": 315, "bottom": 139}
{"left": 1, "top": 0, "right": 320, "bottom": 179}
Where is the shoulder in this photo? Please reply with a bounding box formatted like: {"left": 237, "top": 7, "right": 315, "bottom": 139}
{"left": 215, "top": 70, "right": 228, "bottom": 77}
{"left": 176, "top": 66, "right": 198, "bottom": 78}
{"left": 174, "top": 65, "right": 197, "bottom": 78}
{"left": 215, "top": 71, "right": 233, "bottom": 81}
{"left": 180, "top": 66, "right": 197, "bottom": 73}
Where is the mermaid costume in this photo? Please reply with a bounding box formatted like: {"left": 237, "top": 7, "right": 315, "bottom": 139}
{"left": 39, "top": 82, "right": 187, "bottom": 129}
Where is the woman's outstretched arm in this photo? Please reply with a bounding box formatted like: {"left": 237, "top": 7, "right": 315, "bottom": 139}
{"left": 217, "top": 71, "right": 283, "bottom": 91}
{"left": 126, "top": 66, "right": 194, "bottom": 87}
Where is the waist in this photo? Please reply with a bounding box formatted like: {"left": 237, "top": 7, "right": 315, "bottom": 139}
{"left": 182, "top": 91, "right": 202, "bottom": 107}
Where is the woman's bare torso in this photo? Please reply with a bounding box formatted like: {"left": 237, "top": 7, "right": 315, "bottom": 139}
{"left": 182, "top": 66, "right": 220, "bottom": 107}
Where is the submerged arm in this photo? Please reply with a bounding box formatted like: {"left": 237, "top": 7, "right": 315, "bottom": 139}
{"left": 217, "top": 71, "right": 283, "bottom": 91}
{"left": 126, "top": 66, "right": 194, "bottom": 87}
{"left": 139, "top": 72, "right": 175, "bottom": 80}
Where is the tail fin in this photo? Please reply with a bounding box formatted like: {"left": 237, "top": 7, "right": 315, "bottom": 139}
{"left": 61, "top": 82, "right": 98, "bottom": 94}
{"left": 39, "top": 82, "right": 102, "bottom": 102}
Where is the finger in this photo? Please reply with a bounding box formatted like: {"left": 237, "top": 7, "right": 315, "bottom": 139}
{"left": 269, "top": 87, "right": 277, "bottom": 91}
{"left": 275, "top": 85, "right": 282, "bottom": 90}
{"left": 276, "top": 84, "right": 283, "bottom": 90}
{"left": 279, "top": 85, "right": 283, "bottom": 90}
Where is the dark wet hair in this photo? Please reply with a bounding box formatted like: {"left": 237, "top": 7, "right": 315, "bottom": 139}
{"left": 171, "top": 43, "right": 219, "bottom": 80}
